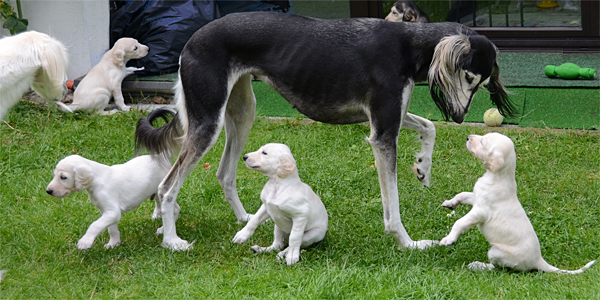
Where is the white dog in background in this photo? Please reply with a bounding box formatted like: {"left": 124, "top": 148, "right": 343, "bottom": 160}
{"left": 439, "top": 133, "right": 595, "bottom": 273}
{"left": 0, "top": 31, "right": 68, "bottom": 121}
{"left": 46, "top": 154, "right": 173, "bottom": 250}
{"left": 60, "top": 37, "right": 148, "bottom": 113}
{"left": 232, "top": 143, "right": 328, "bottom": 265}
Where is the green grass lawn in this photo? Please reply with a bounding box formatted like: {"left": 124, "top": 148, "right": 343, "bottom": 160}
{"left": 1, "top": 101, "right": 599, "bottom": 299}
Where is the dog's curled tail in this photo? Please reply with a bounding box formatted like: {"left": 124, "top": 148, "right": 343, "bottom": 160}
{"left": 135, "top": 107, "right": 183, "bottom": 163}
{"left": 556, "top": 260, "right": 595, "bottom": 275}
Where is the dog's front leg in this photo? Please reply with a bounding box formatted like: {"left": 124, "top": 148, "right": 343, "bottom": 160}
{"left": 125, "top": 67, "right": 144, "bottom": 76}
{"left": 77, "top": 212, "right": 121, "bottom": 250}
{"left": 104, "top": 224, "right": 121, "bottom": 248}
{"left": 251, "top": 224, "right": 287, "bottom": 253}
{"left": 111, "top": 84, "right": 130, "bottom": 112}
{"left": 439, "top": 212, "right": 480, "bottom": 246}
{"left": 403, "top": 113, "right": 436, "bottom": 187}
{"left": 232, "top": 204, "right": 270, "bottom": 244}
{"left": 279, "top": 216, "right": 308, "bottom": 265}
{"left": 368, "top": 133, "right": 437, "bottom": 250}
{"left": 441, "top": 192, "right": 475, "bottom": 210}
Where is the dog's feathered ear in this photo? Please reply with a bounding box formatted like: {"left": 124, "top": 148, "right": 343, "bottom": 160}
{"left": 113, "top": 49, "right": 126, "bottom": 67}
{"left": 277, "top": 154, "right": 297, "bottom": 178}
{"left": 74, "top": 165, "right": 94, "bottom": 191}
{"left": 484, "top": 151, "right": 505, "bottom": 173}
{"left": 487, "top": 59, "right": 519, "bottom": 119}
{"left": 428, "top": 34, "right": 471, "bottom": 121}
{"left": 404, "top": 9, "right": 416, "bottom": 22}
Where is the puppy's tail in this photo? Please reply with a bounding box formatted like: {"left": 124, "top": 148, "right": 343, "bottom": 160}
{"left": 540, "top": 260, "right": 595, "bottom": 275}
{"left": 134, "top": 107, "right": 183, "bottom": 163}
{"left": 32, "top": 32, "right": 69, "bottom": 102}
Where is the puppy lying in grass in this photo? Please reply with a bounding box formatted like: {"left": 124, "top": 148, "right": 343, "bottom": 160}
{"left": 440, "top": 133, "right": 595, "bottom": 273}
{"left": 232, "top": 143, "right": 328, "bottom": 265}
{"left": 46, "top": 154, "right": 173, "bottom": 250}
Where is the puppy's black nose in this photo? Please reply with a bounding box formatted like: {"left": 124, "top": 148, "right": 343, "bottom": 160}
{"left": 243, "top": 155, "right": 248, "bottom": 161}
{"left": 46, "top": 189, "right": 53, "bottom": 196}
{"left": 466, "top": 136, "right": 470, "bottom": 141}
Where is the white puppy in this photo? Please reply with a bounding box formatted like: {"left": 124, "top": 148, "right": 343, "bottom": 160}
{"left": 440, "top": 133, "right": 595, "bottom": 273}
{"left": 232, "top": 143, "right": 328, "bottom": 265}
{"left": 62, "top": 38, "right": 148, "bottom": 113}
{"left": 0, "top": 31, "right": 68, "bottom": 121}
{"left": 46, "top": 154, "right": 175, "bottom": 250}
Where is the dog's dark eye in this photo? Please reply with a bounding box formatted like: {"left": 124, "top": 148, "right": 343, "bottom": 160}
{"left": 465, "top": 73, "right": 474, "bottom": 84}
{"left": 262, "top": 151, "right": 267, "bottom": 155}
{"left": 134, "top": 46, "right": 138, "bottom": 51}
{"left": 60, "top": 175, "right": 67, "bottom": 180}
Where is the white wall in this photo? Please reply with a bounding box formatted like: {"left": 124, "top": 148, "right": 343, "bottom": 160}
{"left": 0, "top": 0, "right": 109, "bottom": 79}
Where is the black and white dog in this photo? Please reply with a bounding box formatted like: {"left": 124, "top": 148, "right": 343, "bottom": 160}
{"left": 135, "top": 12, "right": 517, "bottom": 251}
{"left": 386, "top": 0, "right": 430, "bottom": 23}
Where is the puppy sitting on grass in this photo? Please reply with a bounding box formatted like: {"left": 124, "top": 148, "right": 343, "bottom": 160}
{"left": 46, "top": 154, "right": 173, "bottom": 250}
{"left": 232, "top": 143, "right": 328, "bottom": 265}
{"left": 440, "top": 133, "right": 595, "bottom": 273}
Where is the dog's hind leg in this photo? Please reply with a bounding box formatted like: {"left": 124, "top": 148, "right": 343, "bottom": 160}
{"left": 403, "top": 113, "right": 436, "bottom": 187}
{"left": 216, "top": 74, "right": 256, "bottom": 223}
{"left": 367, "top": 80, "right": 436, "bottom": 250}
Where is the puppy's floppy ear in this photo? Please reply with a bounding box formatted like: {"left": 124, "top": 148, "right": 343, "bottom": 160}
{"left": 112, "top": 49, "right": 126, "bottom": 67}
{"left": 277, "top": 154, "right": 297, "bottom": 178}
{"left": 484, "top": 152, "right": 505, "bottom": 173}
{"left": 74, "top": 165, "right": 94, "bottom": 191}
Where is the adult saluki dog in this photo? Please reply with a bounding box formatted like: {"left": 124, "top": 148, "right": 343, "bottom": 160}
{"left": 135, "top": 12, "right": 517, "bottom": 250}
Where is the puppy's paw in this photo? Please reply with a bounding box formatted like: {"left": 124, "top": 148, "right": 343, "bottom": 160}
{"left": 120, "top": 106, "right": 131, "bottom": 112}
{"left": 77, "top": 238, "right": 94, "bottom": 250}
{"left": 468, "top": 261, "right": 495, "bottom": 271}
{"left": 232, "top": 229, "right": 252, "bottom": 244}
{"left": 408, "top": 239, "right": 438, "bottom": 250}
{"left": 250, "top": 245, "right": 268, "bottom": 253}
{"left": 104, "top": 240, "right": 121, "bottom": 249}
{"left": 162, "top": 237, "right": 193, "bottom": 251}
{"left": 285, "top": 251, "right": 300, "bottom": 266}
{"left": 152, "top": 210, "right": 161, "bottom": 220}
{"left": 156, "top": 226, "right": 164, "bottom": 235}
{"left": 276, "top": 248, "right": 289, "bottom": 261}
{"left": 441, "top": 200, "right": 458, "bottom": 210}
{"left": 439, "top": 236, "right": 456, "bottom": 246}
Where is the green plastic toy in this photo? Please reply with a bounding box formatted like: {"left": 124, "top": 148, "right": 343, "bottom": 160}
{"left": 544, "top": 63, "right": 596, "bottom": 79}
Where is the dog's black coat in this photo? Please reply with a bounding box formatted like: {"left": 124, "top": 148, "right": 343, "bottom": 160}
{"left": 136, "top": 12, "right": 516, "bottom": 249}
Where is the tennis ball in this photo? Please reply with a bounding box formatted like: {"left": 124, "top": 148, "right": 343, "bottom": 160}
{"left": 483, "top": 108, "right": 503, "bottom": 127}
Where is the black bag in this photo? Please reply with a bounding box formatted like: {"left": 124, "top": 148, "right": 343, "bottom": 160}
{"left": 110, "top": 0, "right": 224, "bottom": 75}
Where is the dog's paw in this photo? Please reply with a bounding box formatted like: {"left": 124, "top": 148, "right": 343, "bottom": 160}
{"left": 439, "top": 236, "right": 456, "bottom": 246}
{"left": 77, "top": 238, "right": 94, "bottom": 250}
{"left": 468, "top": 261, "right": 495, "bottom": 271}
{"left": 152, "top": 210, "right": 161, "bottom": 220}
{"left": 162, "top": 237, "right": 193, "bottom": 251}
{"left": 441, "top": 200, "right": 458, "bottom": 210}
{"left": 276, "top": 248, "right": 289, "bottom": 261}
{"left": 237, "top": 213, "right": 254, "bottom": 224}
{"left": 104, "top": 240, "right": 121, "bottom": 249}
{"left": 120, "top": 106, "right": 131, "bottom": 112}
{"left": 232, "top": 229, "right": 252, "bottom": 244}
{"left": 410, "top": 159, "right": 431, "bottom": 187}
{"left": 156, "top": 226, "right": 164, "bottom": 235}
{"left": 408, "top": 239, "right": 438, "bottom": 250}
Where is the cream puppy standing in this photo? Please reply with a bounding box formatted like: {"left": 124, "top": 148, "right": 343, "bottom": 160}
{"left": 440, "top": 133, "right": 595, "bottom": 273}
{"left": 46, "top": 155, "right": 175, "bottom": 250}
{"left": 232, "top": 143, "right": 328, "bottom": 265}
{"left": 61, "top": 38, "right": 148, "bottom": 113}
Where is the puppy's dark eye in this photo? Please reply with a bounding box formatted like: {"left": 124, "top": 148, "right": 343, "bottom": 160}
{"left": 60, "top": 175, "right": 67, "bottom": 180}
{"left": 134, "top": 46, "right": 138, "bottom": 51}
{"left": 262, "top": 151, "right": 267, "bottom": 155}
